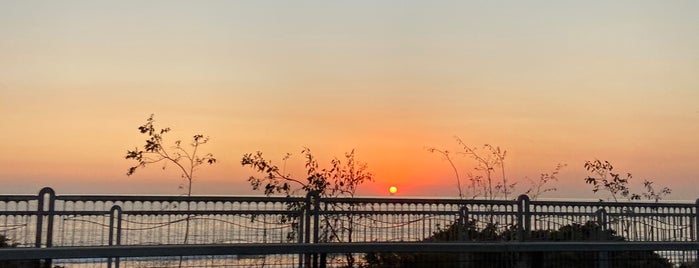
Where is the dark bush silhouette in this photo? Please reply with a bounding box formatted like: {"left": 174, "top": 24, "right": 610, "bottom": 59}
{"left": 0, "top": 234, "right": 41, "bottom": 268}
{"left": 0, "top": 235, "right": 66, "bottom": 268}
{"left": 364, "top": 220, "right": 672, "bottom": 268}
{"left": 679, "top": 261, "right": 699, "bottom": 268}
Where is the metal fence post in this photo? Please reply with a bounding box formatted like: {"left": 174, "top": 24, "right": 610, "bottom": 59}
{"left": 298, "top": 206, "right": 305, "bottom": 268}
{"left": 458, "top": 206, "right": 469, "bottom": 241}
{"left": 310, "top": 192, "right": 321, "bottom": 268}
{"left": 516, "top": 195, "right": 531, "bottom": 268}
{"left": 458, "top": 206, "right": 470, "bottom": 268}
{"left": 303, "top": 202, "right": 310, "bottom": 267}
{"left": 517, "top": 195, "right": 530, "bottom": 242}
{"left": 35, "top": 187, "right": 55, "bottom": 268}
{"left": 304, "top": 191, "right": 320, "bottom": 268}
{"left": 596, "top": 209, "right": 608, "bottom": 237}
{"left": 596, "top": 208, "right": 609, "bottom": 268}
{"left": 108, "top": 205, "right": 123, "bottom": 268}
{"left": 695, "top": 198, "right": 699, "bottom": 264}
{"left": 34, "top": 189, "right": 44, "bottom": 248}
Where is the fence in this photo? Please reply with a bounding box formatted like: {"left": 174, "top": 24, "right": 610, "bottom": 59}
{"left": 1, "top": 187, "right": 698, "bottom": 267}
{"left": 3, "top": 242, "right": 699, "bottom": 268}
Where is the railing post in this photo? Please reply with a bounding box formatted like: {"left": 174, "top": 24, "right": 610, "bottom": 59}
{"left": 595, "top": 208, "right": 609, "bottom": 268}
{"left": 303, "top": 202, "right": 310, "bottom": 267}
{"left": 458, "top": 206, "right": 469, "bottom": 241}
{"left": 596, "top": 209, "right": 608, "bottom": 237}
{"left": 695, "top": 198, "right": 699, "bottom": 264}
{"left": 35, "top": 189, "right": 44, "bottom": 248}
{"left": 304, "top": 191, "right": 320, "bottom": 268}
{"left": 458, "top": 206, "right": 469, "bottom": 268}
{"left": 517, "top": 195, "right": 530, "bottom": 242}
{"left": 311, "top": 192, "right": 321, "bottom": 268}
{"left": 516, "top": 195, "right": 531, "bottom": 268}
{"left": 35, "top": 187, "right": 55, "bottom": 268}
{"left": 108, "top": 205, "right": 123, "bottom": 268}
{"left": 298, "top": 207, "right": 305, "bottom": 268}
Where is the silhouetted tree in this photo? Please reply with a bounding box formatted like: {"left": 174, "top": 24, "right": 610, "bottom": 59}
{"left": 124, "top": 114, "right": 216, "bottom": 267}
{"left": 0, "top": 234, "right": 63, "bottom": 268}
{"left": 524, "top": 163, "right": 566, "bottom": 200}
{"left": 242, "top": 148, "right": 373, "bottom": 267}
{"left": 428, "top": 137, "right": 564, "bottom": 201}
{"left": 584, "top": 159, "right": 671, "bottom": 202}
{"left": 365, "top": 221, "right": 672, "bottom": 268}
{"left": 428, "top": 138, "right": 509, "bottom": 200}
{"left": 125, "top": 114, "right": 217, "bottom": 196}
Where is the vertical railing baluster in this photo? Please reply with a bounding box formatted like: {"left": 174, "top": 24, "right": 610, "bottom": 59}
{"left": 303, "top": 197, "right": 310, "bottom": 268}
{"left": 695, "top": 198, "right": 699, "bottom": 264}
{"left": 516, "top": 195, "right": 531, "bottom": 268}
{"left": 458, "top": 206, "right": 469, "bottom": 241}
{"left": 303, "top": 191, "right": 320, "bottom": 268}
{"left": 596, "top": 208, "right": 609, "bottom": 268}
{"left": 44, "top": 189, "right": 55, "bottom": 249}
{"left": 517, "top": 195, "right": 530, "bottom": 242}
{"left": 108, "top": 207, "right": 114, "bottom": 268}
{"left": 35, "top": 187, "right": 56, "bottom": 268}
{"left": 309, "top": 192, "right": 320, "bottom": 268}
{"left": 108, "top": 205, "right": 123, "bottom": 268}
{"left": 116, "top": 206, "right": 123, "bottom": 268}
{"left": 298, "top": 207, "right": 305, "bottom": 268}
{"left": 458, "top": 206, "right": 469, "bottom": 268}
{"left": 35, "top": 189, "right": 45, "bottom": 248}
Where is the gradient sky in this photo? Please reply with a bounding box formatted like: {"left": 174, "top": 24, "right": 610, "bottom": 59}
{"left": 1, "top": 1, "right": 697, "bottom": 200}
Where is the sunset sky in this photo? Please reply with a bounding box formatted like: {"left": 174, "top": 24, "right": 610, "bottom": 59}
{"left": 1, "top": 1, "right": 697, "bottom": 200}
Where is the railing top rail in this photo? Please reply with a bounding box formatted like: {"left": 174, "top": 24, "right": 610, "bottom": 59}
{"left": 47, "top": 194, "right": 521, "bottom": 206}
{"left": 0, "top": 195, "right": 37, "bottom": 202}
{"left": 2, "top": 187, "right": 695, "bottom": 211}
{"left": 531, "top": 200, "right": 695, "bottom": 208}
{"left": 53, "top": 195, "right": 305, "bottom": 203}
{"left": 123, "top": 209, "right": 300, "bottom": 216}
{"left": 318, "top": 210, "right": 459, "bottom": 215}
{"left": 320, "top": 197, "right": 517, "bottom": 205}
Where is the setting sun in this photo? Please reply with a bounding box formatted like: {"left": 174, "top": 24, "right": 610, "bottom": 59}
{"left": 389, "top": 186, "right": 398, "bottom": 195}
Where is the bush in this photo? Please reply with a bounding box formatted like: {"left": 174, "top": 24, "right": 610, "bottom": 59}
{"left": 364, "top": 221, "right": 672, "bottom": 268}
{"left": 0, "top": 235, "right": 66, "bottom": 268}
{"left": 0, "top": 235, "right": 41, "bottom": 268}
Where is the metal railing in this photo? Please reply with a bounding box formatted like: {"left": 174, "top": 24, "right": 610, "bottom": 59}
{"left": 2, "top": 242, "right": 698, "bottom": 268}
{"left": 1, "top": 187, "right": 698, "bottom": 267}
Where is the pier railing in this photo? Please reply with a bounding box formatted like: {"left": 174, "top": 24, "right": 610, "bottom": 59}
{"left": 1, "top": 187, "right": 698, "bottom": 267}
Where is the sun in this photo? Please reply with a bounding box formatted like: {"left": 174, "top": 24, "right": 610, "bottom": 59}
{"left": 389, "top": 186, "right": 398, "bottom": 195}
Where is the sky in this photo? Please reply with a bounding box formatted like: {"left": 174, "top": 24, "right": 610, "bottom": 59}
{"left": 1, "top": 1, "right": 697, "bottom": 200}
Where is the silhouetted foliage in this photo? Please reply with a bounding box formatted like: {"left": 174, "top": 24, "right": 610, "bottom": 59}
{"left": 428, "top": 137, "right": 510, "bottom": 200}
{"left": 124, "top": 115, "right": 216, "bottom": 268}
{"left": 679, "top": 261, "right": 699, "bottom": 268}
{"left": 0, "top": 234, "right": 66, "bottom": 268}
{"left": 524, "top": 163, "right": 566, "bottom": 200}
{"left": 242, "top": 148, "right": 371, "bottom": 198}
{"left": 0, "top": 234, "right": 17, "bottom": 248}
{"left": 364, "top": 221, "right": 672, "bottom": 268}
{"left": 242, "top": 148, "right": 373, "bottom": 267}
{"left": 428, "top": 137, "right": 564, "bottom": 201}
{"left": 125, "top": 114, "right": 216, "bottom": 196}
{"left": 584, "top": 159, "right": 670, "bottom": 202}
